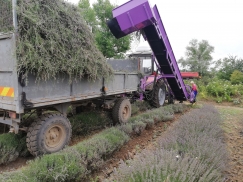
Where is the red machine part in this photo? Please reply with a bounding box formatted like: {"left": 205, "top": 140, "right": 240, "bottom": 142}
{"left": 180, "top": 72, "right": 199, "bottom": 79}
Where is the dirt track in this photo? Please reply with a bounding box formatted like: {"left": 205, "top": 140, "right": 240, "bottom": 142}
{"left": 216, "top": 105, "right": 243, "bottom": 182}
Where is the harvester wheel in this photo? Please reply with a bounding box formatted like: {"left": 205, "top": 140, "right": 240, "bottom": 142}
{"left": 26, "top": 113, "right": 71, "bottom": 156}
{"left": 150, "top": 79, "right": 166, "bottom": 108}
{"left": 112, "top": 98, "right": 131, "bottom": 124}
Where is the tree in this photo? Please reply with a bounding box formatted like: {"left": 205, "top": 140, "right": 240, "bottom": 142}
{"left": 230, "top": 70, "right": 243, "bottom": 84}
{"left": 79, "top": 0, "right": 97, "bottom": 32}
{"left": 178, "top": 39, "right": 214, "bottom": 76}
{"left": 79, "top": 0, "right": 132, "bottom": 58}
{"left": 217, "top": 56, "right": 243, "bottom": 80}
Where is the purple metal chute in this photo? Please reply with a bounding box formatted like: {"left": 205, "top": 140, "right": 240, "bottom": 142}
{"left": 107, "top": 0, "right": 190, "bottom": 101}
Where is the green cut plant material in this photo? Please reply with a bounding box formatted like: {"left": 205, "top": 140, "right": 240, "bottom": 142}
{"left": 16, "top": 0, "right": 113, "bottom": 82}
{"left": 0, "top": 0, "right": 13, "bottom": 33}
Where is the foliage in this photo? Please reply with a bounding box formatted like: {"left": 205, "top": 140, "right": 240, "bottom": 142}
{"left": 0, "top": 0, "right": 13, "bottom": 33}
{"left": 70, "top": 111, "right": 112, "bottom": 136}
{"left": 0, "top": 133, "right": 29, "bottom": 164}
{"left": 78, "top": 0, "right": 96, "bottom": 31}
{"left": 179, "top": 39, "right": 214, "bottom": 76}
{"left": 112, "top": 105, "right": 228, "bottom": 182}
{"left": 79, "top": 0, "right": 133, "bottom": 58}
{"left": 131, "top": 100, "right": 152, "bottom": 116}
{"left": 217, "top": 56, "right": 243, "bottom": 81}
{"left": 132, "top": 121, "right": 146, "bottom": 135}
{"left": 16, "top": 0, "right": 113, "bottom": 82}
{"left": 189, "top": 78, "right": 243, "bottom": 103}
{"left": 230, "top": 70, "right": 243, "bottom": 84}
{"left": 131, "top": 103, "right": 140, "bottom": 116}
{"left": 0, "top": 127, "right": 129, "bottom": 181}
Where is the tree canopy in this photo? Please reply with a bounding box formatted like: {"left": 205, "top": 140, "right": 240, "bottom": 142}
{"left": 178, "top": 39, "right": 214, "bottom": 76}
{"left": 79, "top": 0, "right": 132, "bottom": 58}
{"left": 216, "top": 56, "right": 243, "bottom": 81}
{"left": 230, "top": 70, "right": 243, "bottom": 84}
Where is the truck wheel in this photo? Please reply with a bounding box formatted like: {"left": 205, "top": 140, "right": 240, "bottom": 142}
{"left": 26, "top": 113, "right": 71, "bottom": 156}
{"left": 112, "top": 99, "right": 131, "bottom": 124}
{"left": 150, "top": 79, "right": 166, "bottom": 108}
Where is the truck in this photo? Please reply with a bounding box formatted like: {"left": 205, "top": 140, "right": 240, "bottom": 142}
{"left": 0, "top": 0, "right": 191, "bottom": 156}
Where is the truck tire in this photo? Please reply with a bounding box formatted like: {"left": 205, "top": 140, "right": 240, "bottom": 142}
{"left": 112, "top": 99, "right": 131, "bottom": 124}
{"left": 26, "top": 113, "right": 71, "bottom": 156}
{"left": 150, "top": 79, "right": 166, "bottom": 108}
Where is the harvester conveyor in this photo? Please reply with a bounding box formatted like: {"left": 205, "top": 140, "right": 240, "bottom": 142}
{"left": 107, "top": 0, "right": 190, "bottom": 101}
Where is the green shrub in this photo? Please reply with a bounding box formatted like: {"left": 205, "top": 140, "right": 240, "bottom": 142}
{"left": 27, "top": 148, "right": 86, "bottom": 182}
{"left": 132, "top": 121, "right": 146, "bottom": 135}
{"left": 134, "top": 101, "right": 152, "bottom": 111}
{"left": 70, "top": 111, "right": 112, "bottom": 136}
{"left": 131, "top": 104, "right": 139, "bottom": 116}
{"left": 117, "top": 124, "right": 133, "bottom": 135}
{"left": 0, "top": 133, "right": 29, "bottom": 164}
{"left": 0, "top": 127, "right": 129, "bottom": 181}
{"left": 230, "top": 70, "right": 243, "bottom": 84}
{"left": 142, "top": 118, "right": 154, "bottom": 129}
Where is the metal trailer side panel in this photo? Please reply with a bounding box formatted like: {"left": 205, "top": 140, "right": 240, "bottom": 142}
{"left": 23, "top": 72, "right": 139, "bottom": 108}
{"left": 0, "top": 34, "right": 22, "bottom": 113}
{"left": 0, "top": 0, "right": 23, "bottom": 114}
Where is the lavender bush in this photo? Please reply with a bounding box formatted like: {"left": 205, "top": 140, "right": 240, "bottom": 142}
{"left": 0, "top": 133, "right": 29, "bottom": 165}
{"left": 111, "top": 105, "right": 228, "bottom": 182}
{"left": 0, "top": 128, "right": 129, "bottom": 181}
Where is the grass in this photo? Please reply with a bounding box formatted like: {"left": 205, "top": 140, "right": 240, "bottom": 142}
{"left": 217, "top": 106, "right": 243, "bottom": 133}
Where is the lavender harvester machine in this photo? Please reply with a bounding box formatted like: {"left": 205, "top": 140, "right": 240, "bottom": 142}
{"left": 107, "top": 0, "right": 191, "bottom": 104}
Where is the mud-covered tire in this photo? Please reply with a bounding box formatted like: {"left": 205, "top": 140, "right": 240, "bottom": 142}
{"left": 150, "top": 79, "right": 166, "bottom": 108}
{"left": 112, "top": 99, "right": 131, "bottom": 124}
{"left": 26, "top": 113, "right": 72, "bottom": 156}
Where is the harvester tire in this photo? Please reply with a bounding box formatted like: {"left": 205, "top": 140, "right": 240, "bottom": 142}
{"left": 150, "top": 79, "right": 166, "bottom": 108}
{"left": 26, "top": 113, "right": 71, "bottom": 156}
{"left": 112, "top": 98, "right": 131, "bottom": 124}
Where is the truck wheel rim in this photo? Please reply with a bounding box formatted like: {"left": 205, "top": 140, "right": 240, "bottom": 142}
{"left": 158, "top": 88, "right": 165, "bottom": 105}
{"left": 45, "top": 125, "right": 65, "bottom": 148}
{"left": 122, "top": 106, "right": 129, "bottom": 120}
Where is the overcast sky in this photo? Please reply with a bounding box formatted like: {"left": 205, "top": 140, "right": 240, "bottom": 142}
{"left": 67, "top": 0, "right": 243, "bottom": 61}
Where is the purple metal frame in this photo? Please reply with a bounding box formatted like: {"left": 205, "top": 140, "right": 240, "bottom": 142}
{"left": 107, "top": 0, "right": 190, "bottom": 101}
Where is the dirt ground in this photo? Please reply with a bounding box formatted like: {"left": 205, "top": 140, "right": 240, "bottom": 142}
{"left": 216, "top": 105, "right": 243, "bottom": 182}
